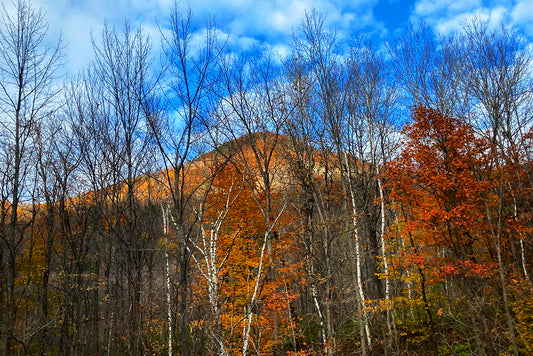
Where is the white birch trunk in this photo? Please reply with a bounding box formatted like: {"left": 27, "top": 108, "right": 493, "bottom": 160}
{"left": 161, "top": 203, "right": 173, "bottom": 356}
{"left": 350, "top": 187, "right": 371, "bottom": 348}
{"left": 512, "top": 194, "right": 530, "bottom": 283}
{"left": 341, "top": 151, "right": 372, "bottom": 350}
{"left": 377, "top": 175, "right": 393, "bottom": 341}
{"left": 189, "top": 185, "right": 241, "bottom": 356}
{"left": 241, "top": 204, "right": 286, "bottom": 356}
{"left": 311, "top": 283, "right": 328, "bottom": 352}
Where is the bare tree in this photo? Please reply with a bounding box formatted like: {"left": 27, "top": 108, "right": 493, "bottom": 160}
{"left": 345, "top": 37, "right": 400, "bottom": 354}
{"left": 87, "top": 20, "right": 156, "bottom": 354}
{"left": 146, "top": 3, "right": 224, "bottom": 354}
{"left": 460, "top": 20, "right": 532, "bottom": 152}
{"left": 288, "top": 11, "right": 359, "bottom": 355}
{"left": 0, "top": 1, "right": 62, "bottom": 353}
{"left": 282, "top": 51, "right": 340, "bottom": 356}
{"left": 31, "top": 107, "right": 81, "bottom": 352}
{"left": 388, "top": 22, "right": 467, "bottom": 118}
{"left": 459, "top": 20, "right": 533, "bottom": 356}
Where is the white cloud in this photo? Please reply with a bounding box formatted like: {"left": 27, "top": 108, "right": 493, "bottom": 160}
{"left": 414, "top": 0, "right": 482, "bottom": 17}
{"left": 29, "top": 0, "right": 171, "bottom": 75}
{"left": 488, "top": 6, "right": 507, "bottom": 27}
{"left": 511, "top": 0, "right": 533, "bottom": 23}
{"left": 409, "top": 0, "right": 533, "bottom": 36}
{"left": 272, "top": 43, "right": 291, "bottom": 59}
{"left": 8, "top": 0, "right": 532, "bottom": 80}
{"left": 61, "top": 11, "right": 102, "bottom": 74}
{"left": 16, "top": 0, "right": 384, "bottom": 75}
{"left": 186, "top": 0, "right": 380, "bottom": 42}
{"left": 448, "top": 0, "right": 482, "bottom": 14}
{"left": 510, "top": 0, "right": 533, "bottom": 37}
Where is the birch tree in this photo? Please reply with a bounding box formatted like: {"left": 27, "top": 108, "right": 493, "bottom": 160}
{"left": 146, "top": 3, "right": 224, "bottom": 354}
{"left": 217, "top": 46, "right": 291, "bottom": 355}
{"left": 191, "top": 159, "right": 243, "bottom": 355}
{"left": 346, "top": 38, "right": 399, "bottom": 353}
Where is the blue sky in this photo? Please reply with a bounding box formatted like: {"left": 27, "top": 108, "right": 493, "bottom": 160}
{"left": 26, "top": 0, "right": 533, "bottom": 75}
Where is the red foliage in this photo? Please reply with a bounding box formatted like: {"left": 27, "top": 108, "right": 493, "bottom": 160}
{"left": 386, "top": 107, "right": 495, "bottom": 281}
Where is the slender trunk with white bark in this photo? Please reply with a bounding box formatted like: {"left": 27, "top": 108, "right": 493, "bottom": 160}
{"left": 161, "top": 204, "right": 173, "bottom": 356}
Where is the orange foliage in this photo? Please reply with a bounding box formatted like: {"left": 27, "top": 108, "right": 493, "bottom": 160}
{"left": 188, "top": 135, "right": 306, "bottom": 354}
{"left": 386, "top": 107, "right": 496, "bottom": 283}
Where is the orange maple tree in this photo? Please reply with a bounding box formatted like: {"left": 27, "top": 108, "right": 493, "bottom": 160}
{"left": 386, "top": 107, "right": 497, "bottom": 282}
{"left": 383, "top": 107, "right": 511, "bottom": 353}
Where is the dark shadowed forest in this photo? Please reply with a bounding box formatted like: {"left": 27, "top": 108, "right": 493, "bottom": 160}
{"left": 1, "top": 0, "right": 532, "bottom": 355}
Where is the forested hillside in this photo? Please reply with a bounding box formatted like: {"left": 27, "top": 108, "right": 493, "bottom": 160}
{"left": 1, "top": 1, "right": 532, "bottom": 355}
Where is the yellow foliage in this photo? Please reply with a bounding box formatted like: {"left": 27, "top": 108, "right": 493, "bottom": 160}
{"left": 511, "top": 285, "right": 533, "bottom": 354}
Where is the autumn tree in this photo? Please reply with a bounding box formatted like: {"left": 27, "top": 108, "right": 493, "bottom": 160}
{"left": 191, "top": 158, "right": 243, "bottom": 356}
{"left": 216, "top": 43, "right": 296, "bottom": 354}
{"left": 385, "top": 107, "right": 529, "bottom": 354}
{"left": 185, "top": 146, "right": 303, "bottom": 355}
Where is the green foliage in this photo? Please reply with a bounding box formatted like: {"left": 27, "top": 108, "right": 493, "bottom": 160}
{"left": 438, "top": 343, "right": 471, "bottom": 356}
